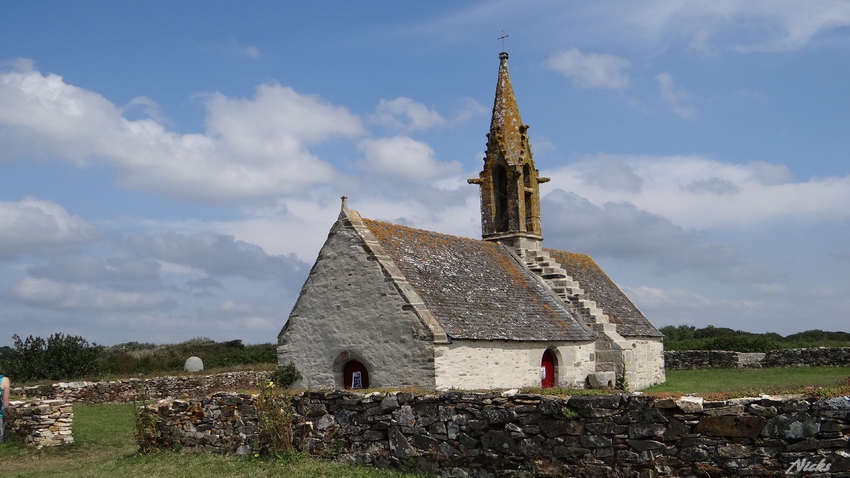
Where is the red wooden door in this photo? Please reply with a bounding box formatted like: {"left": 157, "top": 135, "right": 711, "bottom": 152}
{"left": 343, "top": 360, "right": 369, "bottom": 389}
{"left": 541, "top": 350, "right": 555, "bottom": 388}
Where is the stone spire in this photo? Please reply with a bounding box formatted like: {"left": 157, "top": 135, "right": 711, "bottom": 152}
{"left": 490, "top": 52, "right": 525, "bottom": 165}
{"left": 469, "top": 52, "right": 549, "bottom": 252}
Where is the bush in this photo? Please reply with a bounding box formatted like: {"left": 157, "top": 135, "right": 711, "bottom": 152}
{"left": 3, "top": 333, "right": 103, "bottom": 381}
{"left": 99, "top": 339, "right": 277, "bottom": 375}
{"left": 268, "top": 363, "right": 302, "bottom": 388}
{"left": 661, "top": 325, "right": 850, "bottom": 352}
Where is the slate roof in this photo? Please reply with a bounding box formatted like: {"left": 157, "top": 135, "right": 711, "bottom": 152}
{"left": 362, "top": 218, "right": 594, "bottom": 342}
{"left": 545, "top": 249, "right": 663, "bottom": 338}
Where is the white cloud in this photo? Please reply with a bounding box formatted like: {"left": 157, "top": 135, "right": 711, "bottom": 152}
{"left": 449, "top": 97, "right": 489, "bottom": 125}
{"left": 622, "top": 283, "right": 806, "bottom": 333}
{"left": 372, "top": 97, "right": 446, "bottom": 132}
{"left": 544, "top": 154, "right": 850, "bottom": 229}
{"left": 11, "top": 276, "right": 173, "bottom": 311}
{"left": 122, "top": 96, "right": 171, "bottom": 126}
{"left": 573, "top": 156, "right": 643, "bottom": 193}
{"left": 575, "top": 0, "right": 850, "bottom": 54}
{"left": 205, "top": 83, "right": 363, "bottom": 146}
{"left": 541, "top": 189, "right": 784, "bottom": 288}
{"left": 545, "top": 48, "right": 631, "bottom": 89}
{"left": 124, "top": 231, "right": 307, "bottom": 285}
{"left": 0, "top": 198, "right": 97, "bottom": 259}
{"left": 242, "top": 46, "right": 261, "bottom": 59}
{"left": 0, "top": 64, "right": 365, "bottom": 201}
{"left": 208, "top": 38, "right": 261, "bottom": 59}
{"left": 656, "top": 72, "right": 695, "bottom": 118}
{"left": 409, "top": 1, "right": 850, "bottom": 60}
{"left": 358, "top": 135, "right": 461, "bottom": 182}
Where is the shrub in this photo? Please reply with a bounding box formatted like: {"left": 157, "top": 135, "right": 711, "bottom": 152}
{"left": 661, "top": 325, "right": 850, "bottom": 352}
{"left": 3, "top": 333, "right": 103, "bottom": 381}
{"left": 99, "top": 340, "right": 277, "bottom": 375}
{"left": 269, "top": 363, "right": 302, "bottom": 388}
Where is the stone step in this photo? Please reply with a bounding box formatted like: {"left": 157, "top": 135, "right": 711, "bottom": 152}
{"left": 592, "top": 323, "right": 619, "bottom": 333}
{"left": 550, "top": 279, "right": 582, "bottom": 290}
{"left": 579, "top": 298, "right": 598, "bottom": 309}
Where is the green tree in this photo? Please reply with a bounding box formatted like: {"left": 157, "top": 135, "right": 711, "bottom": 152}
{"left": 3, "top": 333, "right": 103, "bottom": 381}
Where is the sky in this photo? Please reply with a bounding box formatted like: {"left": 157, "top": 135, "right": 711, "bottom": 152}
{"left": 1, "top": 1, "right": 849, "bottom": 347}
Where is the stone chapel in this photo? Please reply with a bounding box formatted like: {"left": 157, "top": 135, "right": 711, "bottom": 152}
{"left": 277, "top": 52, "right": 665, "bottom": 391}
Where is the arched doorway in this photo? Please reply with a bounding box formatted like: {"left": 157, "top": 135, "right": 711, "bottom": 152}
{"left": 541, "top": 350, "right": 556, "bottom": 388}
{"left": 343, "top": 360, "right": 369, "bottom": 389}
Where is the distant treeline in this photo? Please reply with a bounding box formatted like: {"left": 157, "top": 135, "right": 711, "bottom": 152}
{"left": 0, "top": 333, "right": 276, "bottom": 382}
{"left": 661, "top": 325, "right": 850, "bottom": 352}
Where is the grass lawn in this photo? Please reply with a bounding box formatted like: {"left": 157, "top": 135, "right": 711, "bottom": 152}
{"left": 0, "top": 403, "right": 425, "bottom": 478}
{"left": 644, "top": 366, "right": 850, "bottom": 397}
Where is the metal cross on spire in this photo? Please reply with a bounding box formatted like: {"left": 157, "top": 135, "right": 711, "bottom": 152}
{"left": 497, "top": 30, "right": 509, "bottom": 51}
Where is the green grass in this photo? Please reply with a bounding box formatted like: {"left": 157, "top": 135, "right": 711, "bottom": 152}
{"left": 0, "top": 403, "right": 424, "bottom": 478}
{"left": 645, "top": 366, "right": 850, "bottom": 397}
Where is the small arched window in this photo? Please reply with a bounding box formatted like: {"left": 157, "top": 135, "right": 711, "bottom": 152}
{"left": 343, "top": 360, "right": 369, "bottom": 389}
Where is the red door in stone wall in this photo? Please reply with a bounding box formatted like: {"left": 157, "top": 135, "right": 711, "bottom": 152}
{"left": 344, "top": 360, "right": 369, "bottom": 389}
{"left": 541, "top": 350, "right": 555, "bottom": 388}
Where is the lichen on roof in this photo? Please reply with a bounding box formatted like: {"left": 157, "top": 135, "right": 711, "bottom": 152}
{"left": 363, "top": 218, "right": 593, "bottom": 342}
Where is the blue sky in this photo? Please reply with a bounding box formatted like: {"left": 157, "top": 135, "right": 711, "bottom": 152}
{"left": 2, "top": 1, "right": 849, "bottom": 346}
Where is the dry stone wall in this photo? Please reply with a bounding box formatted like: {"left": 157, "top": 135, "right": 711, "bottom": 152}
{"left": 141, "top": 390, "right": 850, "bottom": 477}
{"left": 665, "top": 347, "right": 850, "bottom": 370}
{"left": 763, "top": 348, "right": 850, "bottom": 368}
{"left": 144, "top": 392, "right": 259, "bottom": 454}
{"left": 5, "top": 399, "right": 74, "bottom": 448}
{"left": 5, "top": 371, "right": 267, "bottom": 448}
{"left": 11, "top": 371, "right": 269, "bottom": 403}
{"left": 664, "top": 351, "right": 739, "bottom": 370}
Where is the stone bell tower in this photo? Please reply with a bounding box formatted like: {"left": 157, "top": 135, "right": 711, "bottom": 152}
{"left": 469, "top": 52, "right": 549, "bottom": 252}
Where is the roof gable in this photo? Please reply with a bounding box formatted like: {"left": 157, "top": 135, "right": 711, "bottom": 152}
{"left": 362, "top": 218, "right": 594, "bottom": 342}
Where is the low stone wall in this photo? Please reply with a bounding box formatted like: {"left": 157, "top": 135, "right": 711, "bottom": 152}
{"left": 11, "top": 371, "right": 269, "bottom": 403}
{"left": 763, "top": 348, "right": 850, "bottom": 368}
{"left": 141, "top": 390, "right": 850, "bottom": 477}
{"left": 5, "top": 399, "right": 74, "bottom": 448}
{"left": 665, "top": 347, "right": 850, "bottom": 370}
{"left": 143, "top": 392, "right": 259, "bottom": 454}
{"left": 4, "top": 371, "right": 268, "bottom": 449}
{"left": 664, "top": 350, "right": 739, "bottom": 370}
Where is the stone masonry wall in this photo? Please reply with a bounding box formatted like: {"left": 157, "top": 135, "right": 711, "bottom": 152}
{"left": 665, "top": 347, "right": 850, "bottom": 370}
{"left": 11, "top": 371, "right": 269, "bottom": 403}
{"left": 142, "top": 390, "right": 850, "bottom": 477}
{"left": 277, "top": 216, "right": 438, "bottom": 390}
{"left": 5, "top": 399, "right": 74, "bottom": 448}
{"left": 628, "top": 338, "right": 666, "bottom": 391}
{"left": 434, "top": 340, "right": 596, "bottom": 390}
